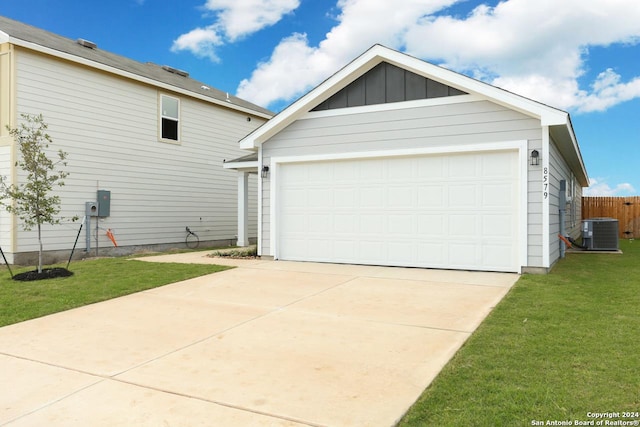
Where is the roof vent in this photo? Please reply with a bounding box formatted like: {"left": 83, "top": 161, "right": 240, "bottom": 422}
{"left": 162, "top": 65, "right": 189, "bottom": 78}
{"left": 77, "top": 38, "right": 97, "bottom": 49}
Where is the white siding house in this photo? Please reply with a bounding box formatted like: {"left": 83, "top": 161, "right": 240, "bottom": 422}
{"left": 0, "top": 16, "right": 272, "bottom": 264}
{"left": 230, "top": 45, "right": 588, "bottom": 273}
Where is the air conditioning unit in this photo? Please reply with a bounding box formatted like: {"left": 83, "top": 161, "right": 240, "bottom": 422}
{"left": 582, "top": 218, "right": 619, "bottom": 251}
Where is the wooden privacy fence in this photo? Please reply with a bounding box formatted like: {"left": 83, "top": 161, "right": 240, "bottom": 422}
{"left": 582, "top": 196, "right": 640, "bottom": 239}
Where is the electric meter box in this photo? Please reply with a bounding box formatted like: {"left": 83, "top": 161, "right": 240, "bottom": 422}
{"left": 85, "top": 201, "right": 98, "bottom": 217}
{"left": 97, "top": 190, "right": 111, "bottom": 217}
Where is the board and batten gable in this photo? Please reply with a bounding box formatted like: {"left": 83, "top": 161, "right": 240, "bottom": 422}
{"left": 7, "top": 47, "right": 264, "bottom": 261}
{"left": 260, "top": 97, "right": 546, "bottom": 270}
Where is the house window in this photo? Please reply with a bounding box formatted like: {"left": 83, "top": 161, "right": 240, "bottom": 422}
{"left": 160, "top": 94, "right": 179, "bottom": 142}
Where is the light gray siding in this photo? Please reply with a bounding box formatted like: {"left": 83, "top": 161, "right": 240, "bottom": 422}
{"left": 11, "top": 49, "right": 265, "bottom": 257}
{"left": 261, "top": 99, "right": 544, "bottom": 267}
{"left": 548, "top": 136, "right": 582, "bottom": 267}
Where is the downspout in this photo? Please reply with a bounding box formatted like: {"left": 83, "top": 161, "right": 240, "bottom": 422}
{"left": 559, "top": 179, "right": 567, "bottom": 258}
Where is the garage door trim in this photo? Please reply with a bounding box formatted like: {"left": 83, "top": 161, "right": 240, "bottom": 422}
{"left": 270, "top": 140, "right": 528, "bottom": 272}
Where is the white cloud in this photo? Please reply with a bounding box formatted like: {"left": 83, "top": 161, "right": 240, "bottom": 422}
{"left": 583, "top": 178, "right": 636, "bottom": 196}
{"left": 171, "top": 0, "right": 299, "bottom": 60}
{"left": 575, "top": 69, "right": 640, "bottom": 113}
{"left": 236, "top": 0, "right": 640, "bottom": 112}
{"left": 171, "top": 27, "right": 223, "bottom": 62}
{"left": 237, "top": 0, "right": 459, "bottom": 106}
{"left": 237, "top": 33, "right": 322, "bottom": 107}
{"left": 205, "top": 0, "right": 300, "bottom": 41}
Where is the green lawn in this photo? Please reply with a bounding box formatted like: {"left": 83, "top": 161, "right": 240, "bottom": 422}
{"left": 0, "top": 258, "right": 231, "bottom": 327}
{"left": 400, "top": 239, "right": 640, "bottom": 426}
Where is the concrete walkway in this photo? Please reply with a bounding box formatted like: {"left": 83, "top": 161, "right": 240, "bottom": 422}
{"left": 0, "top": 252, "right": 518, "bottom": 426}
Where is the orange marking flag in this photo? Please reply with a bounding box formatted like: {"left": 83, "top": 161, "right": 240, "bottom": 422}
{"left": 106, "top": 229, "right": 118, "bottom": 247}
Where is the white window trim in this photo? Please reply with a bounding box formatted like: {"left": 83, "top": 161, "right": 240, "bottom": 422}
{"left": 159, "top": 93, "right": 181, "bottom": 144}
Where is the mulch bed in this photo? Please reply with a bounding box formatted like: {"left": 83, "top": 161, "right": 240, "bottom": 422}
{"left": 13, "top": 267, "right": 74, "bottom": 281}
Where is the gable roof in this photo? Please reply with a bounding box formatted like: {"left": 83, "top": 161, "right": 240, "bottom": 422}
{"left": 239, "top": 44, "right": 588, "bottom": 186}
{"left": 0, "top": 15, "right": 273, "bottom": 119}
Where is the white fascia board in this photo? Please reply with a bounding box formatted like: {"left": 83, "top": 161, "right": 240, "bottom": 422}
{"left": 562, "top": 116, "right": 589, "bottom": 186}
{"left": 0, "top": 31, "right": 9, "bottom": 43}
{"left": 222, "top": 161, "right": 258, "bottom": 171}
{"left": 9, "top": 37, "right": 272, "bottom": 120}
{"left": 301, "top": 94, "right": 483, "bottom": 120}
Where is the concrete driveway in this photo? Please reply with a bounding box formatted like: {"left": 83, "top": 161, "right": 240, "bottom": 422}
{"left": 0, "top": 253, "right": 518, "bottom": 426}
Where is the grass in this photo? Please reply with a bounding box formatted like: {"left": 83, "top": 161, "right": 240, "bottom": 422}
{"left": 400, "top": 239, "right": 640, "bottom": 426}
{"left": 0, "top": 258, "right": 231, "bottom": 327}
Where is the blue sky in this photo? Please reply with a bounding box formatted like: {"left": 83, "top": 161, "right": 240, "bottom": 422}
{"left": 2, "top": 0, "right": 639, "bottom": 196}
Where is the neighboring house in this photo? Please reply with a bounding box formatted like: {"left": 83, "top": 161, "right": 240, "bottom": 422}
{"left": 226, "top": 45, "right": 588, "bottom": 273}
{"left": 0, "top": 16, "right": 272, "bottom": 264}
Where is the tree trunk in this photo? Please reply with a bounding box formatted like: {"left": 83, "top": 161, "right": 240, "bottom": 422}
{"left": 37, "top": 222, "right": 43, "bottom": 273}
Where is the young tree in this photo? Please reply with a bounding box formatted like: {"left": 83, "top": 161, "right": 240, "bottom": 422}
{"left": 0, "top": 114, "right": 70, "bottom": 273}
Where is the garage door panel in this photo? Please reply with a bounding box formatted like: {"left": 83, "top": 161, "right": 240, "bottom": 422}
{"left": 334, "top": 240, "right": 357, "bottom": 260}
{"left": 449, "top": 185, "right": 477, "bottom": 207}
{"left": 482, "top": 151, "right": 515, "bottom": 176}
{"left": 448, "top": 243, "right": 479, "bottom": 268}
{"left": 282, "top": 238, "right": 308, "bottom": 258}
{"left": 482, "top": 184, "right": 514, "bottom": 207}
{"left": 335, "top": 162, "right": 357, "bottom": 182}
{"left": 388, "top": 214, "right": 415, "bottom": 234}
{"left": 482, "top": 215, "right": 513, "bottom": 237}
{"left": 335, "top": 189, "right": 356, "bottom": 208}
{"left": 387, "top": 157, "right": 414, "bottom": 180}
{"left": 418, "top": 215, "right": 446, "bottom": 236}
{"left": 307, "top": 162, "right": 333, "bottom": 183}
{"left": 360, "top": 187, "right": 384, "bottom": 208}
{"left": 448, "top": 155, "right": 478, "bottom": 178}
{"left": 388, "top": 186, "right": 415, "bottom": 208}
{"left": 482, "top": 243, "right": 514, "bottom": 266}
{"left": 389, "top": 241, "right": 416, "bottom": 264}
{"left": 416, "top": 156, "right": 445, "bottom": 178}
{"left": 308, "top": 214, "right": 330, "bottom": 232}
{"left": 308, "top": 188, "right": 333, "bottom": 207}
{"left": 281, "top": 189, "right": 307, "bottom": 208}
{"left": 277, "top": 150, "right": 519, "bottom": 272}
{"left": 418, "top": 243, "right": 446, "bottom": 265}
{"left": 360, "top": 241, "right": 385, "bottom": 261}
{"left": 359, "top": 214, "right": 385, "bottom": 234}
{"left": 359, "top": 159, "right": 385, "bottom": 180}
{"left": 306, "top": 239, "right": 331, "bottom": 259}
{"left": 335, "top": 215, "right": 356, "bottom": 233}
{"left": 281, "top": 214, "right": 306, "bottom": 233}
{"left": 449, "top": 214, "right": 478, "bottom": 237}
{"left": 418, "top": 186, "right": 444, "bottom": 207}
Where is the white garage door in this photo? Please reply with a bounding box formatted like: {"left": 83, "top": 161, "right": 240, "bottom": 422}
{"left": 276, "top": 150, "right": 520, "bottom": 272}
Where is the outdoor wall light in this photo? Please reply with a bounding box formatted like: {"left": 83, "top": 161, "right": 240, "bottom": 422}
{"left": 261, "top": 165, "right": 270, "bottom": 178}
{"left": 530, "top": 149, "right": 540, "bottom": 166}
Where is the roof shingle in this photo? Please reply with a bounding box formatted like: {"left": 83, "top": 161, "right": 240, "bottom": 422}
{"left": 0, "top": 15, "right": 273, "bottom": 117}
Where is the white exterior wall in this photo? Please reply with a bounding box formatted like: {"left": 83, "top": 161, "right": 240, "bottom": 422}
{"left": 261, "top": 98, "right": 545, "bottom": 269}
{"left": 11, "top": 48, "right": 264, "bottom": 256}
